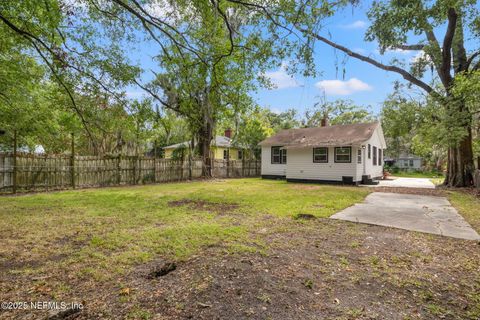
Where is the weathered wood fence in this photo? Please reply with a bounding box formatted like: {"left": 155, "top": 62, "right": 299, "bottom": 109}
{"left": 0, "top": 153, "right": 261, "bottom": 193}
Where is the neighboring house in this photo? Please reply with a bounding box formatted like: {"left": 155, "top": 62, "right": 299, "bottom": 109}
{"left": 384, "top": 154, "right": 422, "bottom": 170}
{"left": 258, "top": 122, "right": 386, "bottom": 184}
{"left": 163, "top": 130, "right": 245, "bottom": 160}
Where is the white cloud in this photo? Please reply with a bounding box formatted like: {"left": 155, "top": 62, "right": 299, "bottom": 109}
{"left": 263, "top": 62, "right": 301, "bottom": 90}
{"left": 340, "top": 20, "right": 367, "bottom": 29}
{"left": 410, "top": 50, "right": 432, "bottom": 63}
{"left": 315, "top": 78, "right": 373, "bottom": 95}
{"left": 385, "top": 48, "right": 410, "bottom": 55}
{"left": 270, "top": 107, "right": 282, "bottom": 114}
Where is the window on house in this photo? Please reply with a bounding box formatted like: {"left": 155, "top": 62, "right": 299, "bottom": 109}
{"left": 368, "top": 144, "right": 371, "bottom": 159}
{"left": 313, "top": 147, "right": 328, "bottom": 163}
{"left": 409, "top": 159, "right": 414, "bottom": 167}
{"left": 357, "top": 149, "right": 362, "bottom": 164}
{"left": 335, "top": 147, "right": 351, "bottom": 163}
{"left": 378, "top": 149, "right": 382, "bottom": 166}
{"left": 271, "top": 146, "right": 286, "bottom": 164}
{"left": 373, "top": 146, "right": 377, "bottom": 165}
{"left": 238, "top": 150, "right": 243, "bottom": 160}
{"left": 223, "top": 149, "right": 229, "bottom": 160}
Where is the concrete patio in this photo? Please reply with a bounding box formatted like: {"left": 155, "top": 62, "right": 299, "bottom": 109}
{"left": 364, "top": 177, "right": 435, "bottom": 189}
{"left": 331, "top": 192, "right": 480, "bottom": 241}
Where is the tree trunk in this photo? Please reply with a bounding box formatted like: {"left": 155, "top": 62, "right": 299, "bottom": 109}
{"left": 444, "top": 13, "right": 474, "bottom": 187}
{"left": 445, "top": 118, "right": 474, "bottom": 187}
{"left": 198, "top": 120, "right": 213, "bottom": 177}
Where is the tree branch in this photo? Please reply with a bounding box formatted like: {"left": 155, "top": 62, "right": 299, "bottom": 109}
{"left": 393, "top": 44, "right": 425, "bottom": 51}
{"left": 440, "top": 8, "right": 457, "bottom": 85}
{"left": 466, "top": 51, "right": 480, "bottom": 71}
{"left": 300, "top": 28, "right": 438, "bottom": 96}
{"left": 0, "top": 11, "right": 98, "bottom": 145}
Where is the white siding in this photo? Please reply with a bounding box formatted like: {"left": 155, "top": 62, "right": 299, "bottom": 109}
{"left": 261, "top": 146, "right": 287, "bottom": 176}
{"left": 356, "top": 146, "right": 365, "bottom": 182}
{"left": 397, "top": 158, "right": 422, "bottom": 169}
{"left": 361, "top": 126, "right": 385, "bottom": 179}
{"left": 261, "top": 124, "right": 387, "bottom": 182}
{"left": 286, "top": 147, "right": 358, "bottom": 182}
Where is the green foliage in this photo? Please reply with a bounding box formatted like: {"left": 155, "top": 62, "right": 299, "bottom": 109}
{"left": 171, "top": 145, "right": 188, "bottom": 160}
{"left": 267, "top": 109, "right": 301, "bottom": 131}
{"left": 234, "top": 107, "right": 274, "bottom": 158}
{"left": 381, "top": 89, "right": 448, "bottom": 169}
{"left": 305, "top": 99, "right": 375, "bottom": 127}
{"left": 453, "top": 71, "right": 480, "bottom": 159}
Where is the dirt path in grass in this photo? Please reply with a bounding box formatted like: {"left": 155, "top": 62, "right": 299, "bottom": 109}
{"left": 3, "top": 218, "right": 476, "bottom": 320}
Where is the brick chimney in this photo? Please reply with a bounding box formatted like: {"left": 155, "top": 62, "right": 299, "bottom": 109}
{"left": 320, "top": 115, "right": 329, "bottom": 127}
{"left": 224, "top": 128, "right": 232, "bottom": 138}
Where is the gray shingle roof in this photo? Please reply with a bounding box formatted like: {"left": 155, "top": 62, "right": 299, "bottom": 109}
{"left": 258, "top": 122, "right": 380, "bottom": 148}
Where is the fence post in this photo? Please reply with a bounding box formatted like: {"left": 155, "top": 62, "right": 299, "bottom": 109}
{"left": 242, "top": 155, "right": 245, "bottom": 177}
{"left": 132, "top": 156, "right": 136, "bottom": 184}
{"left": 188, "top": 155, "right": 192, "bottom": 180}
{"left": 70, "top": 133, "right": 75, "bottom": 189}
{"left": 138, "top": 156, "right": 142, "bottom": 184}
{"left": 12, "top": 129, "right": 17, "bottom": 194}
{"left": 226, "top": 158, "right": 230, "bottom": 178}
{"left": 117, "top": 155, "right": 121, "bottom": 185}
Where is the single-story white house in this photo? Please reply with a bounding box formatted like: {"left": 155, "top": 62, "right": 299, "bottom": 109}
{"left": 258, "top": 122, "right": 387, "bottom": 184}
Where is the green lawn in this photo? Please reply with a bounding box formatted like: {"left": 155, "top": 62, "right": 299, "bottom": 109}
{"left": 0, "top": 178, "right": 367, "bottom": 279}
{"left": 448, "top": 191, "right": 480, "bottom": 231}
{"left": 1, "top": 178, "right": 479, "bottom": 319}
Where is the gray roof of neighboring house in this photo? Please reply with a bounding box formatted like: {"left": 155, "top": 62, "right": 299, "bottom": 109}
{"left": 163, "top": 136, "right": 238, "bottom": 150}
{"left": 258, "top": 122, "right": 380, "bottom": 148}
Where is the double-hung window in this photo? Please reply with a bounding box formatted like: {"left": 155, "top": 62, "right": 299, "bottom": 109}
{"left": 372, "top": 146, "right": 377, "bottom": 165}
{"left": 335, "top": 147, "right": 351, "bottom": 163}
{"left": 368, "top": 144, "right": 371, "bottom": 159}
{"left": 271, "top": 146, "right": 286, "bottom": 164}
{"left": 223, "top": 149, "right": 229, "bottom": 160}
{"left": 357, "top": 149, "right": 362, "bottom": 164}
{"left": 313, "top": 147, "right": 328, "bottom": 163}
{"left": 378, "top": 149, "right": 382, "bottom": 166}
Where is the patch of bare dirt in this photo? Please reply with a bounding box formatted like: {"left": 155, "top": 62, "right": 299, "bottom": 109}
{"left": 168, "top": 199, "right": 239, "bottom": 213}
{"left": 32, "top": 220, "right": 477, "bottom": 320}
{"left": 2, "top": 219, "right": 479, "bottom": 320}
{"left": 372, "top": 187, "right": 446, "bottom": 197}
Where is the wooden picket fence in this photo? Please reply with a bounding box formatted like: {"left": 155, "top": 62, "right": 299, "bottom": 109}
{"left": 0, "top": 153, "right": 261, "bottom": 193}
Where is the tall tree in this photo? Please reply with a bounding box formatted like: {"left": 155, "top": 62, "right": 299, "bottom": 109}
{"left": 124, "top": 1, "right": 276, "bottom": 175}
{"left": 305, "top": 99, "right": 374, "bottom": 127}
{"left": 231, "top": 0, "right": 479, "bottom": 186}
{"left": 304, "top": 1, "right": 479, "bottom": 186}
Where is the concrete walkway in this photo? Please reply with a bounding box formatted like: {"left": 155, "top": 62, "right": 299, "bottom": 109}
{"left": 331, "top": 192, "right": 480, "bottom": 240}
{"left": 365, "top": 177, "right": 435, "bottom": 189}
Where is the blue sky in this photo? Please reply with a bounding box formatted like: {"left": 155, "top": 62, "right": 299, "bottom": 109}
{"left": 125, "top": 1, "right": 431, "bottom": 117}
{"left": 254, "top": 2, "right": 423, "bottom": 117}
